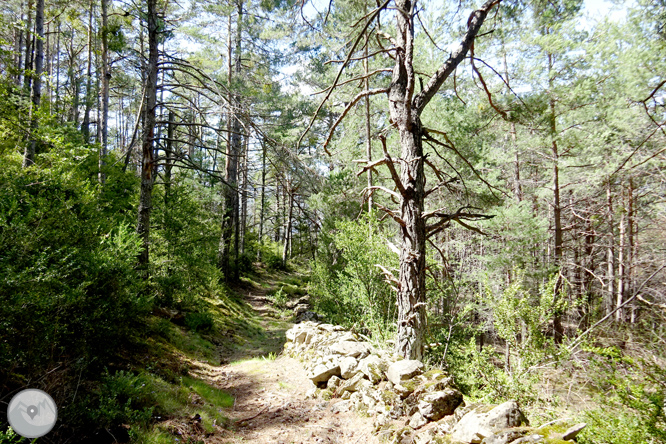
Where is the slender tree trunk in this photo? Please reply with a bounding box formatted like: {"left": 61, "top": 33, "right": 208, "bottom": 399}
{"left": 282, "top": 185, "right": 294, "bottom": 266}
{"left": 218, "top": 0, "right": 243, "bottom": 282}
{"left": 364, "top": 18, "right": 373, "bottom": 214}
{"left": 136, "top": 0, "right": 159, "bottom": 268}
{"left": 82, "top": 0, "right": 94, "bottom": 141}
{"left": 23, "top": 0, "right": 43, "bottom": 167}
{"left": 548, "top": 52, "right": 564, "bottom": 343}
{"left": 99, "top": 0, "right": 110, "bottom": 183}
{"left": 23, "top": 0, "right": 33, "bottom": 94}
{"left": 258, "top": 138, "right": 267, "bottom": 260}
{"left": 616, "top": 184, "right": 627, "bottom": 321}
{"left": 606, "top": 180, "right": 615, "bottom": 316}
{"left": 240, "top": 134, "right": 249, "bottom": 254}
{"left": 15, "top": 1, "right": 24, "bottom": 87}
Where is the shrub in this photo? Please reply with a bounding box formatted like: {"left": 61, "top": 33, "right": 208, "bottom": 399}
{"left": 184, "top": 311, "right": 214, "bottom": 333}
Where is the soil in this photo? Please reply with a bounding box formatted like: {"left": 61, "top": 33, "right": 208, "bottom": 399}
{"left": 186, "top": 285, "right": 382, "bottom": 444}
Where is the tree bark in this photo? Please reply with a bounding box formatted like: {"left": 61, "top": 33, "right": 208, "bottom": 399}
{"left": 282, "top": 184, "right": 294, "bottom": 267}
{"left": 606, "top": 180, "right": 615, "bottom": 316}
{"left": 99, "top": 0, "right": 110, "bottom": 183}
{"left": 81, "top": 0, "right": 94, "bottom": 142}
{"left": 548, "top": 52, "right": 565, "bottom": 343}
{"left": 23, "top": 0, "right": 43, "bottom": 167}
{"left": 218, "top": 0, "right": 243, "bottom": 282}
{"left": 136, "top": 0, "right": 159, "bottom": 268}
{"left": 385, "top": 0, "right": 497, "bottom": 360}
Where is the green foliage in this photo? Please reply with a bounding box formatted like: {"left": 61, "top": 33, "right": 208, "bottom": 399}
{"left": 0, "top": 156, "right": 150, "bottom": 382}
{"left": 184, "top": 311, "right": 214, "bottom": 333}
{"left": 579, "top": 351, "right": 666, "bottom": 444}
{"left": 443, "top": 273, "right": 564, "bottom": 405}
{"left": 270, "top": 286, "right": 289, "bottom": 309}
{"left": 310, "top": 215, "right": 397, "bottom": 339}
{"left": 0, "top": 428, "right": 22, "bottom": 444}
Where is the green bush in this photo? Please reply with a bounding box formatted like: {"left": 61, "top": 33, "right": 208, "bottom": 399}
{"left": 184, "top": 311, "right": 214, "bottom": 333}
{"left": 0, "top": 160, "right": 150, "bottom": 380}
{"left": 310, "top": 215, "right": 397, "bottom": 339}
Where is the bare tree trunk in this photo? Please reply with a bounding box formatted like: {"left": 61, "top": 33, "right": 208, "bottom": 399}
{"left": 99, "top": 0, "right": 110, "bottom": 183}
{"left": 82, "top": 0, "right": 94, "bottom": 142}
{"left": 548, "top": 52, "right": 564, "bottom": 343}
{"left": 616, "top": 187, "right": 626, "bottom": 322}
{"left": 258, "top": 138, "right": 266, "bottom": 260}
{"left": 136, "top": 0, "right": 159, "bottom": 268}
{"left": 282, "top": 185, "right": 294, "bottom": 267}
{"left": 606, "top": 180, "right": 615, "bottom": 316}
{"left": 240, "top": 133, "right": 249, "bottom": 254}
{"left": 23, "top": 0, "right": 33, "bottom": 94}
{"left": 218, "top": 0, "right": 243, "bottom": 282}
{"left": 23, "top": 0, "right": 43, "bottom": 167}
{"left": 364, "top": 18, "right": 373, "bottom": 214}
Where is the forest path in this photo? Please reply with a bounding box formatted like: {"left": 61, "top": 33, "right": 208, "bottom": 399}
{"left": 189, "top": 277, "right": 381, "bottom": 444}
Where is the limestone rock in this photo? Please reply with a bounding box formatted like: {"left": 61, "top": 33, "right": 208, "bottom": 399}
{"left": 339, "top": 372, "right": 370, "bottom": 394}
{"left": 359, "top": 354, "right": 387, "bottom": 383}
{"left": 387, "top": 360, "right": 424, "bottom": 385}
{"left": 330, "top": 340, "right": 372, "bottom": 358}
{"left": 450, "top": 401, "right": 528, "bottom": 444}
{"left": 510, "top": 434, "right": 544, "bottom": 443}
{"left": 413, "top": 427, "right": 436, "bottom": 444}
{"left": 562, "top": 423, "right": 587, "bottom": 441}
{"left": 340, "top": 356, "right": 360, "bottom": 379}
{"left": 480, "top": 430, "right": 525, "bottom": 444}
{"left": 417, "top": 389, "right": 464, "bottom": 421}
{"left": 331, "top": 400, "right": 350, "bottom": 413}
{"left": 409, "top": 411, "right": 428, "bottom": 429}
{"left": 327, "top": 375, "right": 342, "bottom": 390}
{"left": 308, "top": 362, "right": 341, "bottom": 384}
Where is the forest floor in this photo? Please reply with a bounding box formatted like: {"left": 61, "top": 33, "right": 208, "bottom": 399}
{"left": 145, "top": 270, "right": 381, "bottom": 444}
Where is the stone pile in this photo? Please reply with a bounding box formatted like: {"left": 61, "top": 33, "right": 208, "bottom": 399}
{"left": 284, "top": 322, "right": 586, "bottom": 444}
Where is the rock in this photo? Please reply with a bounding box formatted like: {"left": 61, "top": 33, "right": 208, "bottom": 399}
{"left": 330, "top": 341, "right": 372, "bottom": 358}
{"left": 480, "top": 430, "right": 525, "bottom": 444}
{"left": 308, "top": 362, "right": 341, "bottom": 384}
{"left": 387, "top": 360, "right": 424, "bottom": 385}
{"left": 340, "top": 356, "right": 360, "bottom": 379}
{"left": 373, "top": 413, "right": 391, "bottom": 430}
{"left": 450, "top": 401, "right": 528, "bottom": 444}
{"left": 297, "top": 311, "right": 321, "bottom": 323}
{"left": 331, "top": 400, "right": 350, "bottom": 413}
{"left": 359, "top": 354, "right": 387, "bottom": 383}
{"left": 339, "top": 372, "right": 370, "bottom": 394}
{"left": 293, "top": 303, "right": 310, "bottom": 316}
{"left": 409, "top": 411, "right": 428, "bottom": 429}
{"left": 413, "top": 427, "right": 436, "bottom": 444}
{"left": 562, "top": 423, "right": 587, "bottom": 441}
{"left": 510, "top": 434, "right": 544, "bottom": 443}
{"left": 417, "top": 389, "right": 464, "bottom": 421}
{"left": 327, "top": 375, "right": 342, "bottom": 390}
{"left": 286, "top": 295, "right": 310, "bottom": 309}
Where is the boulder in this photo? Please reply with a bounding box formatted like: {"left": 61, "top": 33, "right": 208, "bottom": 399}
{"left": 409, "top": 411, "right": 428, "bottom": 429}
{"left": 359, "top": 354, "right": 387, "bottom": 383}
{"left": 331, "top": 400, "right": 350, "bottom": 413}
{"left": 327, "top": 375, "right": 342, "bottom": 390}
{"left": 330, "top": 341, "right": 372, "bottom": 358}
{"left": 339, "top": 372, "right": 371, "bottom": 394}
{"left": 450, "top": 401, "right": 528, "bottom": 444}
{"left": 308, "top": 362, "right": 341, "bottom": 384}
{"left": 481, "top": 430, "right": 526, "bottom": 444}
{"left": 417, "top": 389, "right": 464, "bottom": 421}
{"left": 340, "top": 356, "right": 360, "bottom": 379}
{"left": 413, "top": 427, "right": 437, "bottom": 444}
{"left": 387, "top": 360, "right": 424, "bottom": 385}
{"left": 562, "top": 423, "right": 587, "bottom": 441}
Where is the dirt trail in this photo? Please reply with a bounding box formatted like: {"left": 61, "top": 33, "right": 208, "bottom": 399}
{"left": 191, "top": 286, "right": 381, "bottom": 444}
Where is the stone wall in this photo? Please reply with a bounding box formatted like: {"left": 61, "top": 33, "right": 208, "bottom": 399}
{"left": 284, "top": 322, "right": 586, "bottom": 444}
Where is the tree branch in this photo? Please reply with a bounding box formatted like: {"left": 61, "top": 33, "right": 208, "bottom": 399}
{"left": 412, "top": 0, "right": 501, "bottom": 114}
